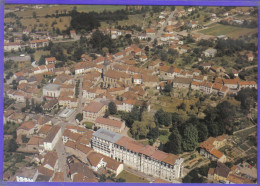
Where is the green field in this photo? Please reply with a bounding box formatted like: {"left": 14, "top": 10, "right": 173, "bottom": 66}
{"left": 199, "top": 23, "right": 258, "bottom": 38}
{"left": 77, "top": 5, "right": 125, "bottom": 13}
{"left": 116, "top": 170, "right": 149, "bottom": 183}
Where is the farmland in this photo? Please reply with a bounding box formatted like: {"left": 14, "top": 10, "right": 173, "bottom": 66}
{"left": 199, "top": 23, "right": 258, "bottom": 38}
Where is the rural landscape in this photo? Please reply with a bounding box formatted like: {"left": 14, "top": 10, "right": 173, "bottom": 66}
{"left": 3, "top": 4, "right": 258, "bottom": 183}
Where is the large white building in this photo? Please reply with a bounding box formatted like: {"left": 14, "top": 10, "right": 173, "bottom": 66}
{"left": 43, "top": 84, "right": 61, "bottom": 98}
{"left": 16, "top": 167, "right": 38, "bottom": 182}
{"left": 43, "top": 125, "right": 62, "bottom": 151}
{"left": 91, "top": 128, "right": 184, "bottom": 182}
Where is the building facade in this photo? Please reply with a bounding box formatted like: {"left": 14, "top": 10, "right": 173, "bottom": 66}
{"left": 91, "top": 128, "right": 184, "bottom": 182}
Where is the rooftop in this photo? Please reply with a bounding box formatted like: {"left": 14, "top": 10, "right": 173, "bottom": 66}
{"left": 93, "top": 128, "right": 123, "bottom": 143}
{"left": 43, "top": 84, "right": 61, "bottom": 91}
{"left": 44, "top": 125, "right": 61, "bottom": 143}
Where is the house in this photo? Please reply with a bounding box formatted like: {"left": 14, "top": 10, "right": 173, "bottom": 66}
{"left": 246, "top": 52, "right": 254, "bottom": 61}
{"left": 94, "top": 56, "right": 105, "bottom": 65}
{"left": 16, "top": 121, "right": 37, "bottom": 138}
{"left": 42, "top": 151, "right": 58, "bottom": 171}
{"left": 133, "top": 74, "right": 142, "bottom": 85}
{"left": 87, "top": 151, "right": 123, "bottom": 176}
{"left": 219, "top": 86, "right": 229, "bottom": 97}
{"left": 42, "top": 99, "right": 58, "bottom": 111}
{"left": 201, "top": 63, "right": 212, "bottom": 70}
{"left": 137, "top": 33, "right": 148, "bottom": 40}
{"left": 199, "top": 136, "right": 227, "bottom": 163}
{"left": 148, "top": 59, "right": 161, "bottom": 71}
{"left": 83, "top": 102, "right": 106, "bottom": 122}
{"left": 239, "top": 81, "right": 257, "bottom": 89}
{"left": 203, "top": 48, "right": 217, "bottom": 57}
{"left": 94, "top": 117, "right": 125, "bottom": 133}
{"left": 43, "top": 126, "right": 62, "bottom": 151}
{"left": 45, "top": 57, "right": 56, "bottom": 65}
{"left": 34, "top": 64, "right": 55, "bottom": 74}
{"left": 70, "top": 30, "right": 77, "bottom": 39}
{"left": 29, "top": 39, "right": 49, "bottom": 48}
{"left": 68, "top": 162, "right": 96, "bottom": 182}
{"left": 232, "top": 69, "right": 238, "bottom": 77}
{"left": 26, "top": 136, "right": 44, "bottom": 152}
{"left": 103, "top": 70, "right": 132, "bottom": 88}
{"left": 212, "top": 83, "right": 223, "bottom": 94}
{"left": 173, "top": 77, "right": 192, "bottom": 89}
{"left": 111, "top": 29, "right": 122, "bottom": 39}
{"left": 200, "top": 81, "right": 213, "bottom": 94}
{"left": 74, "top": 62, "right": 95, "bottom": 75}
{"left": 4, "top": 42, "right": 21, "bottom": 51}
{"left": 16, "top": 167, "right": 39, "bottom": 182}
{"left": 214, "top": 162, "right": 231, "bottom": 183}
{"left": 140, "top": 55, "right": 148, "bottom": 62}
{"left": 145, "top": 28, "right": 156, "bottom": 37}
{"left": 113, "top": 51, "right": 125, "bottom": 60}
{"left": 223, "top": 78, "right": 240, "bottom": 90}
{"left": 43, "top": 84, "right": 61, "bottom": 98}
{"left": 51, "top": 172, "right": 64, "bottom": 182}
{"left": 191, "top": 81, "right": 200, "bottom": 90}
{"left": 58, "top": 97, "right": 78, "bottom": 108}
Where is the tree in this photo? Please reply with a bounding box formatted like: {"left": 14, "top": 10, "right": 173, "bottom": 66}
{"left": 99, "top": 174, "right": 106, "bottom": 182}
{"left": 164, "top": 83, "right": 172, "bottom": 93}
{"left": 131, "top": 121, "right": 148, "bottom": 139}
{"left": 147, "top": 127, "right": 159, "bottom": 140}
{"left": 154, "top": 109, "right": 172, "bottom": 127}
{"left": 39, "top": 55, "right": 46, "bottom": 65}
{"left": 25, "top": 98, "right": 30, "bottom": 109}
{"left": 177, "top": 102, "right": 186, "bottom": 111}
{"left": 22, "top": 34, "right": 29, "bottom": 42}
{"left": 167, "top": 128, "right": 182, "bottom": 154}
{"left": 108, "top": 101, "right": 117, "bottom": 115}
{"left": 196, "top": 123, "right": 208, "bottom": 142}
{"left": 21, "top": 135, "right": 29, "bottom": 143}
{"left": 75, "top": 113, "right": 83, "bottom": 122}
{"left": 182, "top": 124, "right": 198, "bottom": 152}
{"left": 7, "top": 138, "right": 18, "bottom": 152}
{"left": 32, "top": 11, "right": 37, "bottom": 18}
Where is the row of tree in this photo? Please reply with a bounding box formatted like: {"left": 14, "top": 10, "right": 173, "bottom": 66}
{"left": 161, "top": 87, "right": 257, "bottom": 154}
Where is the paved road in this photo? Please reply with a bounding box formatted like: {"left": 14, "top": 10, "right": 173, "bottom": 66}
{"left": 238, "top": 65, "right": 257, "bottom": 73}
{"left": 4, "top": 55, "right": 31, "bottom": 62}
{"left": 150, "top": 10, "right": 176, "bottom": 43}
{"left": 55, "top": 138, "right": 71, "bottom": 182}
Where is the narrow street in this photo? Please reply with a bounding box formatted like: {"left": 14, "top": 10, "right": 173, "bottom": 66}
{"left": 55, "top": 138, "right": 71, "bottom": 182}
{"left": 150, "top": 10, "right": 176, "bottom": 43}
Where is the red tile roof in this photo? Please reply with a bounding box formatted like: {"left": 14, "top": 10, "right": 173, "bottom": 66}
{"left": 95, "top": 117, "right": 124, "bottom": 128}
{"left": 83, "top": 102, "right": 105, "bottom": 113}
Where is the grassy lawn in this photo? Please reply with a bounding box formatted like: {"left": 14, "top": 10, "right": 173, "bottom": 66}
{"left": 77, "top": 5, "right": 125, "bottom": 13}
{"left": 11, "top": 5, "right": 70, "bottom": 18}
{"left": 20, "top": 16, "right": 71, "bottom": 32}
{"left": 116, "top": 170, "right": 149, "bottom": 183}
{"left": 152, "top": 93, "right": 198, "bottom": 114}
{"left": 100, "top": 14, "right": 144, "bottom": 29}
{"left": 158, "top": 135, "right": 169, "bottom": 144}
{"left": 199, "top": 23, "right": 258, "bottom": 39}
{"left": 34, "top": 50, "right": 50, "bottom": 62}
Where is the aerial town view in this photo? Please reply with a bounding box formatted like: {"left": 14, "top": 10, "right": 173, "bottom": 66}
{"left": 2, "top": 4, "right": 258, "bottom": 183}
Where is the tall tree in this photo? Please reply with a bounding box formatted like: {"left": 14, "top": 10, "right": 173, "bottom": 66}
{"left": 196, "top": 123, "right": 208, "bottom": 142}
{"left": 182, "top": 125, "right": 198, "bottom": 152}
{"left": 168, "top": 128, "right": 182, "bottom": 154}
{"left": 108, "top": 101, "right": 117, "bottom": 115}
